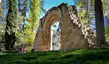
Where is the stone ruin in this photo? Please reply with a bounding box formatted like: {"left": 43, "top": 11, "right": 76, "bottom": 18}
{"left": 33, "top": 3, "right": 96, "bottom": 51}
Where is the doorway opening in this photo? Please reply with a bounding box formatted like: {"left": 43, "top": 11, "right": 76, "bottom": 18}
{"left": 50, "top": 22, "right": 61, "bottom": 50}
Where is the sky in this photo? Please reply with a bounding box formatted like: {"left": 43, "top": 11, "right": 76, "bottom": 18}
{"left": 41, "top": 0, "right": 109, "bottom": 31}
{"left": 2, "top": 0, "right": 78, "bottom": 31}
{"left": 40, "top": 0, "right": 78, "bottom": 18}
{"left": 40, "top": 0, "right": 78, "bottom": 30}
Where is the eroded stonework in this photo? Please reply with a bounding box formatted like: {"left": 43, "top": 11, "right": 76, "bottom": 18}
{"left": 33, "top": 3, "right": 96, "bottom": 51}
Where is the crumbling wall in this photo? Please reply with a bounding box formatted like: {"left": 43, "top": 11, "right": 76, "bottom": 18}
{"left": 33, "top": 3, "right": 96, "bottom": 51}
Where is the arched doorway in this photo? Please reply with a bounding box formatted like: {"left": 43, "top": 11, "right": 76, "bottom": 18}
{"left": 43, "top": 13, "right": 61, "bottom": 51}
{"left": 33, "top": 3, "right": 96, "bottom": 51}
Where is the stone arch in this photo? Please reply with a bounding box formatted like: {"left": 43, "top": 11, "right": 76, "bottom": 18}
{"left": 42, "top": 8, "right": 62, "bottom": 51}
{"left": 33, "top": 3, "right": 96, "bottom": 51}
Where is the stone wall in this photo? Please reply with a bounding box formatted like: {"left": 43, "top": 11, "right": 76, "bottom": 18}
{"left": 33, "top": 3, "right": 96, "bottom": 51}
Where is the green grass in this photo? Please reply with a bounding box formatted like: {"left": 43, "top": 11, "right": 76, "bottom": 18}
{"left": 0, "top": 48, "right": 109, "bottom": 64}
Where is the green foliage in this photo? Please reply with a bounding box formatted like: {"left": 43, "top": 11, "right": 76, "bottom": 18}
{"left": 16, "top": 31, "right": 24, "bottom": 44}
{"left": 0, "top": 9, "right": 4, "bottom": 17}
{"left": 0, "top": 22, "right": 6, "bottom": 40}
{"left": 90, "top": 0, "right": 94, "bottom": 6}
{"left": 6, "top": 0, "right": 18, "bottom": 34}
{"left": 30, "top": 0, "right": 41, "bottom": 31}
{"left": 80, "top": 10, "right": 86, "bottom": 17}
{"left": 14, "top": 0, "right": 41, "bottom": 47}
{"left": 15, "top": 14, "right": 25, "bottom": 45}
{"left": 78, "top": 1, "right": 83, "bottom": 8}
{"left": 86, "top": 0, "right": 109, "bottom": 18}
{"left": 102, "top": 0, "right": 109, "bottom": 17}
{"left": 78, "top": 9, "right": 88, "bottom": 24}
{"left": 24, "top": 28, "right": 36, "bottom": 45}
{"left": 0, "top": 0, "right": 4, "bottom": 17}
{"left": 77, "top": 0, "right": 91, "bottom": 24}
{"left": 5, "top": 0, "right": 18, "bottom": 50}
{"left": 26, "top": 46, "right": 32, "bottom": 53}
{"left": 0, "top": 0, "right": 5, "bottom": 40}
{"left": 106, "top": 26, "right": 109, "bottom": 42}
{"left": 19, "top": 0, "right": 42, "bottom": 46}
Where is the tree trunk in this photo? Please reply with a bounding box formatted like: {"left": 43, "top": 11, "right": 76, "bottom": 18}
{"left": 5, "top": 0, "right": 18, "bottom": 50}
{"left": 95, "top": 0, "right": 106, "bottom": 46}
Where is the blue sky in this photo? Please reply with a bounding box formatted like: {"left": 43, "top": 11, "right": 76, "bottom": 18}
{"left": 40, "top": 0, "right": 78, "bottom": 18}
{"left": 40, "top": 0, "right": 78, "bottom": 30}
{"left": 41, "top": 0, "right": 78, "bottom": 30}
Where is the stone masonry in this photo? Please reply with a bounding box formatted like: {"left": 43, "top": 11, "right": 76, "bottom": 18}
{"left": 33, "top": 3, "right": 96, "bottom": 51}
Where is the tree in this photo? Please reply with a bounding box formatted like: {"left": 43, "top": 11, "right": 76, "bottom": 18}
{"left": 30, "top": 0, "right": 41, "bottom": 31}
{"left": 106, "top": 26, "right": 109, "bottom": 42}
{"left": 102, "top": 0, "right": 109, "bottom": 17}
{"left": 15, "top": 0, "right": 29, "bottom": 46}
{"left": 17, "top": 0, "right": 42, "bottom": 46}
{"left": 95, "top": 0, "right": 106, "bottom": 46}
{"left": 0, "top": 0, "right": 5, "bottom": 40}
{"left": 23, "top": 0, "right": 41, "bottom": 46}
{"left": 18, "top": 0, "right": 28, "bottom": 31}
{"left": 0, "top": 0, "right": 4, "bottom": 17}
{"left": 78, "top": 0, "right": 95, "bottom": 24}
{"left": 5, "top": 0, "right": 18, "bottom": 50}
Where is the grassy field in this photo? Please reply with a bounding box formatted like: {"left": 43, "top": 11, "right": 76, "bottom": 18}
{"left": 0, "top": 48, "right": 109, "bottom": 64}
